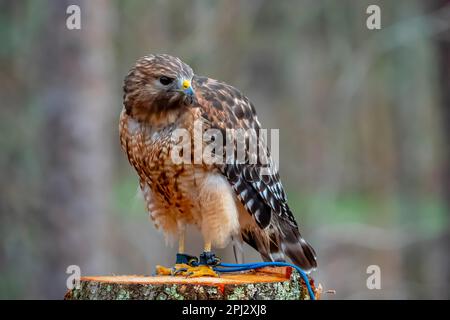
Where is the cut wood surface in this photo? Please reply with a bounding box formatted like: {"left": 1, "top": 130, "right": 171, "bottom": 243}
{"left": 64, "top": 266, "right": 321, "bottom": 300}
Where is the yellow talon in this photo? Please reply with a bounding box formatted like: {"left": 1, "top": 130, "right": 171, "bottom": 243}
{"left": 155, "top": 263, "right": 190, "bottom": 276}
{"left": 155, "top": 264, "right": 219, "bottom": 278}
{"left": 184, "top": 265, "right": 219, "bottom": 278}
{"left": 155, "top": 265, "right": 171, "bottom": 275}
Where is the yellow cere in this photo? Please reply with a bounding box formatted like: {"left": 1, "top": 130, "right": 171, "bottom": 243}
{"left": 182, "top": 79, "right": 191, "bottom": 90}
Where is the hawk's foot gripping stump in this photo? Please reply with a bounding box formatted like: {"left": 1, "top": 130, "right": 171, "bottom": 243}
{"left": 155, "top": 252, "right": 220, "bottom": 277}
{"left": 64, "top": 266, "right": 321, "bottom": 300}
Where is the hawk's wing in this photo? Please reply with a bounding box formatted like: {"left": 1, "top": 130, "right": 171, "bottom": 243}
{"left": 192, "top": 76, "right": 317, "bottom": 271}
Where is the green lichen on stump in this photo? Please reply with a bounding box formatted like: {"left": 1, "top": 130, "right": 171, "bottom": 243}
{"left": 64, "top": 267, "right": 319, "bottom": 300}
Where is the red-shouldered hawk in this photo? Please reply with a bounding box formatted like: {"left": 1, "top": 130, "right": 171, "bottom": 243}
{"left": 119, "top": 54, "right": 317, "bottom": 277}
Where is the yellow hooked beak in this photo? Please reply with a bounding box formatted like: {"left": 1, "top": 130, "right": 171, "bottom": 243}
{"left": 182, "top": 79, "right": 191, "bottom": 90}
{"left": 181, "top": 79, "right": 194, "bottom": 96}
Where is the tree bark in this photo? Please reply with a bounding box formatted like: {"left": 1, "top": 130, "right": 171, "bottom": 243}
{"left": 64, "top": 267, "right": 320, "bottom": 300}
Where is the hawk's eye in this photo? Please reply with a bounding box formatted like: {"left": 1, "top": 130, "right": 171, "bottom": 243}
{"left": 159, "top": 76, "right": 174, "bottom": 86}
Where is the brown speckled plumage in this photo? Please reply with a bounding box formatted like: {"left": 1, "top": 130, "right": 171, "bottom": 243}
{"left": 119, "top": 54, "right": 317, "bottom": 271}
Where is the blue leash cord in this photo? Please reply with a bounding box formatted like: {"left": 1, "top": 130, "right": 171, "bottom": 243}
{"left": 175, "top": 253, "right": 316, "bottom": 300}
{"left": 213, "top": 261, "right": 316, "bottom": 300}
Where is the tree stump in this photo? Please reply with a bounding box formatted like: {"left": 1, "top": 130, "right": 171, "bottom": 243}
{"left": 64, "top": 267, "right": 320, "bottom": 300}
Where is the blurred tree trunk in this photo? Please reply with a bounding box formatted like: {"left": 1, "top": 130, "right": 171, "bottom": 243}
{"left": 435, "top": 0, "right": 450, "bottom": 300}
{"left": 39, "top": 0, "right": 115, "bottom": 298}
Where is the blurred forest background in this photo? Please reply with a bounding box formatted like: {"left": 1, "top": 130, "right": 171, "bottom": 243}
{"left": 1, "top": 0, "right": 449, "bottom": 299}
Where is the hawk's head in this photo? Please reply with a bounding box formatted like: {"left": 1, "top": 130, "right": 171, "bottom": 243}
{"left": 123, "top": 54, "right": 196, "bottom": 122}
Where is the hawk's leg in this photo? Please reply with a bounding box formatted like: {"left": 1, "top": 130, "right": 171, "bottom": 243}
{"left": 182, "top": 241, "right": 220, "bottom": 278}
{"left": 199, "top": 250, "right": 221, "bottom": 266}
{"left": 155, "top": 230, "right": 198, "bottom": 276}
{"left": 155, "top": 240, "right": 220, "bottom": 277}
